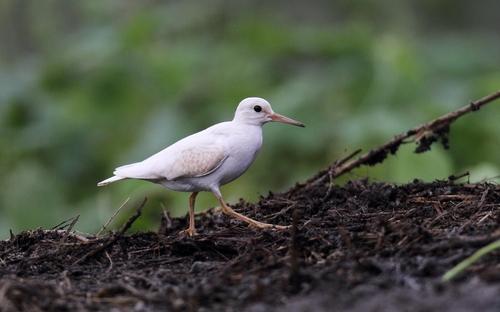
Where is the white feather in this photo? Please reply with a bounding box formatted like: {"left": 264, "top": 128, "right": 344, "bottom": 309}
{"left": 97, "top": 175, "right": 126, "bottom": 186}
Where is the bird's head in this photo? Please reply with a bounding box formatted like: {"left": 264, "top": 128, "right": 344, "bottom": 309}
{"left": 233, "top": 97, "right": 305, "bottom": 127}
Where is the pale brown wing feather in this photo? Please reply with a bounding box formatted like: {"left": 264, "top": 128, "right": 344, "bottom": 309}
{"left": 167, "top": 145, "right": 227, "bottom": 180}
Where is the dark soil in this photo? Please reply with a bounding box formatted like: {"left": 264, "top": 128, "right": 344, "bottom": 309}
{"left": 1, "top": 180, "right": 500, "bottom": 311}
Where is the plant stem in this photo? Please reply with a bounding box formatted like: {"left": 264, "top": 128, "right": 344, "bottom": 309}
{"left": 442, "top": 239, "right": 500, "bottom": 282}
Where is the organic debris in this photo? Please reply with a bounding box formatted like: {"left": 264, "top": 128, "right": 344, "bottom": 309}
{"left": 1, "top": 180, "right": 499, "bottom": 311}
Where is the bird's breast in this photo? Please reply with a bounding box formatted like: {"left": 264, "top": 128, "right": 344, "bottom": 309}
{"left": 217, "top": 128, "right": 262, "bottom": 185}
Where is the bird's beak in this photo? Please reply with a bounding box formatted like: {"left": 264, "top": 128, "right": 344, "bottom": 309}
{"left": 269, "top": 112, "right": 305, "bottom": 127}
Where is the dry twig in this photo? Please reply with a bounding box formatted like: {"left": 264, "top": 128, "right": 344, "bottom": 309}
{"left": 73, "top": 198, "right": 147, "bottom": 266}
{"left": 301, "top": 90, "right": 500, "bottom": 190}
{"left": 97, "top": 197, "right": 131, "bottom": 236}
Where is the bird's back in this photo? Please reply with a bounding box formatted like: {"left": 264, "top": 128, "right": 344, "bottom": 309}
{"left": 114, "top": 122, "right": 232, "bottom": 181}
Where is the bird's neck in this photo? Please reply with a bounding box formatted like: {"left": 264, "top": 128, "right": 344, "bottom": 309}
{"left": 231, "top": 119, "right": 264, "bottom": 129}
{"left": 232, "top": 116, "right": 265, "bottom": 127}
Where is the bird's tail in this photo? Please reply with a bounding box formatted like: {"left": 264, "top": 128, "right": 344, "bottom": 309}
{"left": 97, "top": 175, "right": 126, "bottom": 187}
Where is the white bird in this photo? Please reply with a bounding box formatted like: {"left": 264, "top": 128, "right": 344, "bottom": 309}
{"left": 98, "top": 97, "right": 304, "bottom": 236}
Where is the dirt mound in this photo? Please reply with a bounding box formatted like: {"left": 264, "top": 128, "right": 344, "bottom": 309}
{"left": 1, "top": 180, "right": 499, "bottom": 311}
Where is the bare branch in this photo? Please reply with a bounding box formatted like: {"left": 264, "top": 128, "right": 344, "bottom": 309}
{"left": 97, "top": 197, "right": 131, "bottom": 237}
{"left": 301, "top": 90, "right": 500, "bottom": 190}
{"left": 73, "top": 198, "right": 147, "bottom": 266}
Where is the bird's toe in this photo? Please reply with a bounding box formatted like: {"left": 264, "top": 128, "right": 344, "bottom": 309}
{"left": 272, "top": 224, "right": 291, "bottom": 230}
{"left": 248, "top": 222, "right": 290, "bottom": 230}
{"left": 179, "top": 228, "right": 198, "bottom": 237}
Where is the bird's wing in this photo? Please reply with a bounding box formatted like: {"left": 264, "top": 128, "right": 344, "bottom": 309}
{"left": 114, "top": 133, "right": 228, "bottom": 181}
{"left": 165, "top": 144, "right": 228, "bottom": 180}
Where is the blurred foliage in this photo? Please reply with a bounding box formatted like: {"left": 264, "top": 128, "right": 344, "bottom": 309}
{"left": 0, "top": 0, "right": 499, "bottom": 237}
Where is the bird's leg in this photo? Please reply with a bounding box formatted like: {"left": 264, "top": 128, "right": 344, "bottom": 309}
{"left": 180, "top": 192, "right": 198, "bottom": 237}
{"left": 212, "top": 191, "right": 289, "bottom": 230}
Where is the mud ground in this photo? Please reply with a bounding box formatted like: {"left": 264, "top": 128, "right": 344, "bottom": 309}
{"left": 1, "top": 179, "right": 499, "bottom": 311}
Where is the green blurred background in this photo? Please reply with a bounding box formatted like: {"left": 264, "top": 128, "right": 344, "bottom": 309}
{"left": 1, "top": 0, "right": 499, "bottom": 237}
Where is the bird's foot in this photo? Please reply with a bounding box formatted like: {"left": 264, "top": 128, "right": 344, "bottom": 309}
{"left": 271, "top": 224, "right": 292, "bottom": 230}
{"left": 219, "top": 205, "right": 290, "bottom": 230}
{"left": 248, "top": 221, "right": 291, "bottom": 230}
{"left": 179, "top": 227, "right": 198, "bottom": 237}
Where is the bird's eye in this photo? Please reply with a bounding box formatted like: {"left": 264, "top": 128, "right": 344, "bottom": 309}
{"left": 253, "top": 105, "right": 262, "bottom": 113}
